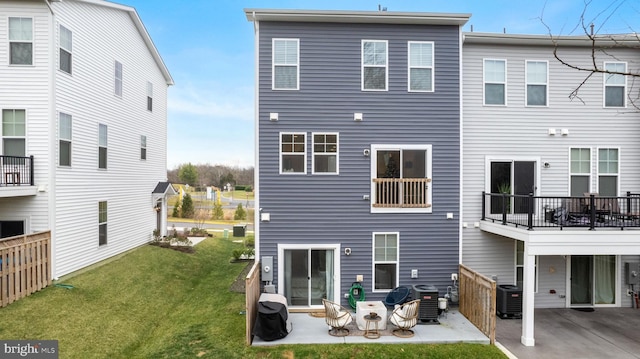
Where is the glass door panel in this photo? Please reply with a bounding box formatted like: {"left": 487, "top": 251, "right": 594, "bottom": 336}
{"left": 284, "top": 249, "right": 334, "bottom": 306}
{"left": 571, "top": 255, "right": 593, "bottom": 305}
{"left": 284, "top": 249, "right": 309, "bottom": 306}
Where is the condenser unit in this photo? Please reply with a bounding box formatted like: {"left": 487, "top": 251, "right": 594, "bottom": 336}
{"left": 497, "top": 284, "right": 522, "bottom": 319}
{"left": 412, "top": 284, "right": 439, "bottom": 323}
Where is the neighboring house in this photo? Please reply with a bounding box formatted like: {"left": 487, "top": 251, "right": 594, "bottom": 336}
{"left": 0, "top": 0, "right": 173, "bottom": 278}
{"left": 461, "top": 32, "right": 640, "bottom": 346}
{"left": 246, "top": 9, "right": 469, "bottom": 309}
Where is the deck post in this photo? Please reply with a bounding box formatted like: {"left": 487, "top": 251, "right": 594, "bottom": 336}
{"left": 521, "top": 241, "right": 535, "bottom": 346}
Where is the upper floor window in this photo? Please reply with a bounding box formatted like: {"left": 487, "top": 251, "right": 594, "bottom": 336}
{"left": 484, "top": 59, "right": 506, "bottom": 105}
{"left": 373, "top": 232, "right": 399, "bottom": 292}
{"left": 60, "top": 25, "right": 72, "bottom": 74}
{"left": 2, "top": 109, "right": 26, "bottom": 157}
{"left": 272, "top": 39, "right": 299, "bottom": 90}
{"left": 98, "top": 201, "right": 107, "bottom": 246}
{"left": 114, "top": 61, "right": 123, "bottom": 97}
{"left": 604, "top": 62, "right": 626, "bottom": 107}
{"left": 526, "top": 61, "right": 547, "bottom": 106}
{"left": 570, "top": 148, "right": 591, "bottom": 196}
{"left": 312, "top": 133, "right": 338, "bottom": 174}
{"left": 598, "top": 148, "right": 618, "bottom": 196}
{"left": 140, "top": 135, "right": 147, "bottom": 160}
{"left": 362, "top": 40, "right": 387, "bottom": 91}
{"left": 98, "top": 124, "right": 107, "bottom": 169}
{"left": 146, "top": 82, "right": 153, "bottom": 111}
{"left": 9, "top": 17, "right": 33, "bottom": 65}
{"left": 280, "top": 133, "right": 306, "bottom": 174}
{"left": 371, "top": 145, "right": 432, "bottom": 213}
{"left": 59, "top": 113, "right": 72, "bottom": 166}
{"left": 408, "top": 41, "right": 434, "bottom": 92}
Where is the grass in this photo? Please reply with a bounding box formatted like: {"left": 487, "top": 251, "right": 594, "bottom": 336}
{"left": 0, "top": 235, "right": 506, "bottom": 359}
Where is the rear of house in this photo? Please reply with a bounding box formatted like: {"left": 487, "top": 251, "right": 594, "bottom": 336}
{"left": 247, "top": 9, "right": 469, "bottom": 310}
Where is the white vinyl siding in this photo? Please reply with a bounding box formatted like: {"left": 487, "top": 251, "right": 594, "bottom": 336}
{"left": 272, "top": 39, "right": 299, "bottom": 90}
{"left": 114, "top": 60, "right": 123, "bottom": 96}
{"left": 373, "top": 232, "right": 399, "bottom": 292}
{"left": 9, "top": 17, "right": 33, "bottom": 65}
{"left": 484, "top": 59, "right": 506, "bottom": 105}
{"left": 604, "top": 62, "right": 626, "bottom": 108}
{"left": 312, "top": 133, "right": 338, "bottom": 174}
{"left": 597, "top": 148, "right": 619, "bottom": 196}
{"left": 408, "top": 41, "right": 434, "bottom": 92}
{"left": 362, "top": 40, "right": 388, "bottom": 91}
{"left": 526, "top": 61, "right": 547, "bottom": 106}
{"left": 280, "top": 133, "right": 306, "bottom": 174}
{"left": 59, "top": 24, "right": 72, "bottom": 74}
{"left": 59, "top": 113, "right": 72, "bottom": 166}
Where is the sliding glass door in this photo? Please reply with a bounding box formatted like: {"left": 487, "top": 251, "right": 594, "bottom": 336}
{"left": 571, "top": 255, "right": 616, "bottom": 306}
{"left": 283, "top": 249, "right": 335, "bottom": 307}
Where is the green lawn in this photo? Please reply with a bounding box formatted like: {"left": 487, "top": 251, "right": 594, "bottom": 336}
{"left": 0, "top": 236, "right": 505, "bottom": 359}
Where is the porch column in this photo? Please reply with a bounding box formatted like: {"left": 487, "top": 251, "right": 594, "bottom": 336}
{"left": 521, "top": 242, "right": 535, "bottom": 346}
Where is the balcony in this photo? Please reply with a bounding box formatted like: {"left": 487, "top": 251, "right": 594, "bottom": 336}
{"left": 373, "top": 178, "right": 431, "bottom": 209}
{"left": 0, "top": 155, "right": 36, "bottom": 197}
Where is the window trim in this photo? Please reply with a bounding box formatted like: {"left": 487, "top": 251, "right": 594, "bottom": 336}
{"left": 407, "top": 41, "right": 434, "bottom": 93}
{"left": 596, "top": 147, "right": 620, "bottom": 196}
{"left": 98, "top": 123, "right": 107, "bottom": 169}
{"left": 569, "top": 147, "right": 592, "bottom": 196}
{"left": 114, "top": 60, "right": 123, "bottom": 97}
{"left": 140, "top": 135, "right": 147, "bottom": 161}
{"left": 146, "top": 81, "right": 153, "bottom": 111}
{"left": 361, "top": 39, "right": 388, "bottom": 91}
{"left": 98, "top": 201, "right": 107, "bottom": 246}
{"left": 2, "top": 109, "right": 27, "bottom": 157}
{"left": 372, "top": 232, "right": 400, "bottom": 293}
{"left": 603, "top": 61, "right": 627, "bottom": 108}
{"left": 272, "top": 38, "right": 300, "bottom": 91}
{"left": 311, "top": 132, "right": 338, "bottom": 175}
{"left": 279, "top": 132, "right": 307, "bottom": 175}
{"left": 59, "top": 112, "right": 72, "bottom": 167}
{"left": 525, "top": 60, "right": 548, "bottom": 107}
{"left": 8, "top": 17, "right": 33, "bottom": 66}
{"left": 59, "top": 24, "right": 72, "bottom": 74}
{"left": 483, "top": 58, "right": 507, "bottom": 106}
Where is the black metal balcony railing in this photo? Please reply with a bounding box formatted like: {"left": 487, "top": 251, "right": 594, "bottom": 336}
{"left": 481, "top": 191, "right": 640, "bottom": 230}
{"left": 0, "top": 155, "right": 34, "bottom": 187}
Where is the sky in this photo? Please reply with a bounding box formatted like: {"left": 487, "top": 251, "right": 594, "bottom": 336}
{"left": 117, "top": 0, "right": 640, "bottom": 170}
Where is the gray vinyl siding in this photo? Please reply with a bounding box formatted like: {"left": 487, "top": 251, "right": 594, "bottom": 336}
{"left": 257, "top": 21, "right": 461, "bottom": 304}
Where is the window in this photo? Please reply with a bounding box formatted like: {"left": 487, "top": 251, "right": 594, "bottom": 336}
{"left": 604, "top": 62, "right": 626, "bottom": 107}
{"left": 312, "top": 133, "right": 338, "bottom": 174}
{"left": 484, "top": 59, "right": 506, "bottom": 105}
{"left": 570, "top": 148, "right": 591, "bottom": 196}
{"left": 362, "top": 40, "right": 387, "bottom": 91}
{"left": 2, "top": 109, "right": 26, "bottom": 157}
{"left": 515, "top": 241, "right": 538, "bottom": 292}
{"left": 114, "top": 61, "right": 123, "bottom": 96}
{"left": 373, "top": 232, "right": 398, "bottom": 291}
{"left": 146, "top": 82, "right": 153, "bottom": 111}
{"left": 59, "top": 25, "right": 72, "bottom": 74}
{"left": 140, "top": 135, "right": 147, "bottom": 160}
{"left": 489, "top": 160, "right": 536, "bottom": 214}
{"left": 98, "top": 201, "right": 107, "bottom": 246}
{"left": 526, "top": 61, "right": 547, "bottom": 106}
{"left": 598, "top": 148, "right": 618, "bottom": 196}
{"left": 408, "top": 41, "right": 434, "bottom": 92}
{"left": 272, "top": 39, "right": 299, "bottom": 90}
{"left": 9, "top": 17, "right": 33, "bottom": 65}
{"left": 59, "top": 113, "right": 72, "bottom": 166}
{"left": 280, "top": 133, "right": 305, "bottom": 174}
{"left": 371, "top": 145, "right": 432, "bottom": 213}
{"left": 98, "top": 124, "right": 107, "bottom": 169}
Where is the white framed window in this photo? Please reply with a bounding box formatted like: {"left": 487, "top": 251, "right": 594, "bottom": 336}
{"left": 597, "top": 148, "right": 619, "bottom": 196}
{"left": 59, "top": 25, "right": 72, "bottom": 74}
{"left": 570, "top": 148, "right": 591, "bottom": 196}
{"left": 114, "top": 61, "right": 123, "bottom": 97}
{"left": 408, "top": 41, "right": 434, "bottom": 92}
{"left": 59, "top": 113, "right": 72, "bottom": 166}
{"left": 484, "top": 59, "right": 506, "bottom": 105}
{"left": 362, "top": 40, "right": 388, "bottom": 91}
{"left": 98, "top": 201, "right": 107, "bottom": 246}
{"left": 370, "top": 144, "right": 432, "bottom": 213}
{"left": 280, "top": 133, "right": 306, "bottom": 174}
{"left": 372, "top": 232, "right": 399, "bottom": 292}
{"left": 526, "top": 60, "right": 547, "bottom": 106}
{"left": 146, "top": 81, "right": 153, "bottom": 111}
{"left": 515, "top": 241, "right": 538, "bottom": 292}
{"left": 2, "top": 109, "right": 26, "bottom": 157}
{"left": 312, "top": 133, "right": 338, "bottom": 174}
{"left": 98, "top": 124, "right": 107, "bottom": 169}
{"left": 9, "top": 17, "right": 33, "bottom": 65}
{"left": 604, "top": 62, "right": 626, "bottom": 107}
{"left": 140, "top": 135, "right": 147, "bottom": 160}
{"left": 272, "top": 39, "right": 299, "bottom": 90}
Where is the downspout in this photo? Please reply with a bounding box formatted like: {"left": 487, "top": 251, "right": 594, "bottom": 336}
{"left": 252, "top": 12, "right": 260, "bottom": 260}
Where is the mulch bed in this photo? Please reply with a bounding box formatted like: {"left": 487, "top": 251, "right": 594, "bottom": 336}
{"left": 229, "top": 260, "right": 255, "bottom": 293}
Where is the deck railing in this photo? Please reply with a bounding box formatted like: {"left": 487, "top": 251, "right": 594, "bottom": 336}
{"left": 0, "top": 155, "right": 34, "bottom": 187}
{"left": 0, "top": 231, "right": 51, "bottom": 308}
{"left": 373, "top": 178, "right": 431, "bottom": 208}
{"left": 245, "top": 260, "right": 261, "bottom": 345}
{"left": 482, "top": 191, "right": 640, "bottom": 230}
{"left": 459, "top": 264, "right": 496, "bottom": 345}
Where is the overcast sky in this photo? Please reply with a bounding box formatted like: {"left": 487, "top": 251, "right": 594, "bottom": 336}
{"left": 118, "top": 0, "right": 640, "bottom": 169}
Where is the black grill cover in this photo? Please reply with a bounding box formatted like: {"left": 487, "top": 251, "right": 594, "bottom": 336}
{"left": 253, "top": 300, "right": 289, "bottom": 341}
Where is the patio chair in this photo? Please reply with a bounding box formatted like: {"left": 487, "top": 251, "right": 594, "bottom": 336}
{"left": 322, "top": 298, "right": 353, "bottom": 337}
{"left": 389, "top": 299, "right": 420, "bottom": 338}
{"left": 383, "top": 286, "right": 411, "bottom": 307}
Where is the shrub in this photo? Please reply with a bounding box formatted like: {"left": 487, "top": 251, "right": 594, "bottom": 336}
{"left": 235, "top": 185, "right": 246, "bottom": 191}
{"left": 234, "top": 203, "right": 246, "bottom": 220}
{"left": 181, "top": 193, "right": 194, "bottom": 218}
{"left": 172, "top": 200, "right": 180, "bottom": 218}
{"left": 245, "top": 186, "right": 252, "bottom": 192}
{"left": 212, "top": 202, "right": 224, "bottom": 220}
{"left": 244, "top": 235, "right": 255, "bottom": 248}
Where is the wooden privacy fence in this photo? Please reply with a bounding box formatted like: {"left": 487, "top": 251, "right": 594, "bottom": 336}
{"left": 245, "top": 260, "right": 261, "bottom": 345}
{"left": 0, "top": 231, "right": 52, "bottom": 308}
{"left": 459, "top": 264, "right": 496, "bottom": 344}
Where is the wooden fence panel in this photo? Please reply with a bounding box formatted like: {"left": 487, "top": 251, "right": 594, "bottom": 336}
{"left": 245, "top": 260, "right": 261, "bottom": 346}
{"left": 459, "top": 264, "right": 496, "bottom": 344}
{"left": 0, "top": 231, "right": 51, "bottom": 308}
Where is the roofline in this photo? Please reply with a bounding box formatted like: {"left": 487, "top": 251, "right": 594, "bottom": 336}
{"left": 463, "top": 32, "right": 640, "bottom": 47}
{"left": 244, "top": 9, "right": 470, "bottom": 26}
{"left": 69, "top": 0, "right": 174, "bottom": 85}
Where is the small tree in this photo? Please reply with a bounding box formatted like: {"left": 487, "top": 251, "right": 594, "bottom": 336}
{"left": 234, "top": 203, "right": 246, "bottom": 220}
{"left": 178, "top": 163, "right": 198, "bottom": 187}
{"left": 172, "top": 198, "right": 181, "bottom": 218}
{"left": 181, "top": 193, "right": 195, "bottom": 218}
{"left": 193, "top": 208, "right": 209, "bottom": 230}
{"left": 212, "top": 202, "right": 224, "bottom": 220}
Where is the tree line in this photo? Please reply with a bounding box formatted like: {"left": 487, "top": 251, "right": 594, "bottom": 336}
{"left": 168, "top": 163, "right": 254, "bottom": 190}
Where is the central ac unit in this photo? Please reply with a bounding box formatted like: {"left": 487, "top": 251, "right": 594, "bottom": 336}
{"left": 412, "top": 284, "right": 439, "bottom": 323}
{"left": 497, "top": 284, "right": 522, "bottom": 318}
